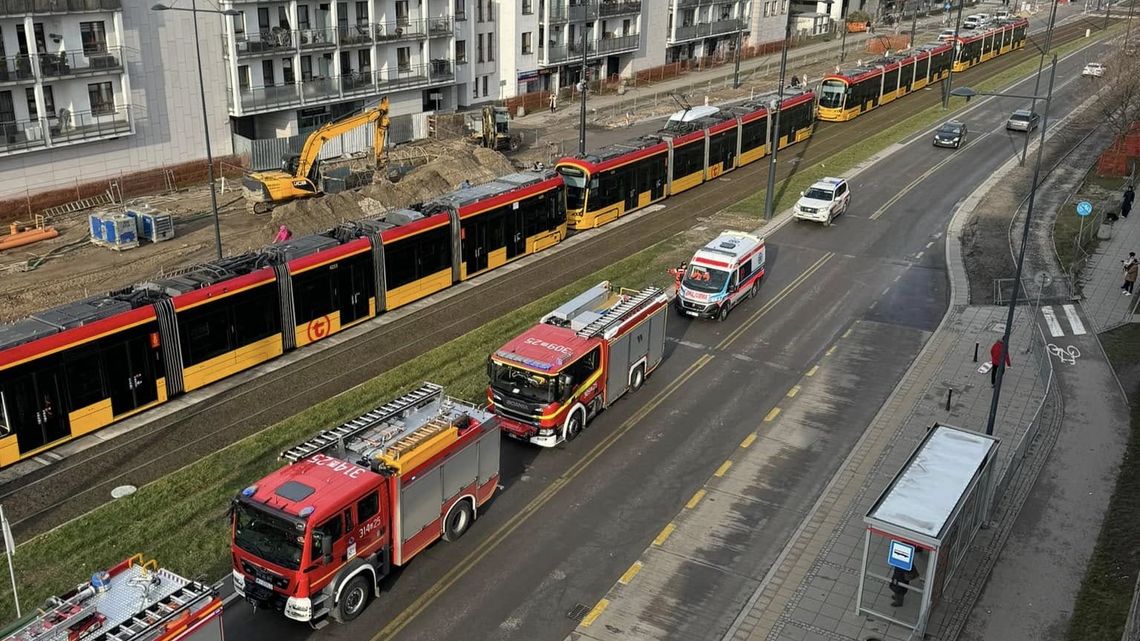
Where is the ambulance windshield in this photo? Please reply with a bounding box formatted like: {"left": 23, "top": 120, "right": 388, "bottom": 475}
{"left": 234, "top": 501, "right": 304, "bottom": 570}
{"left": 490, "top": 361, "right": 559, "bottom": 404}
{"left": 683, "top": 264, "right": 730, "bottom": 294}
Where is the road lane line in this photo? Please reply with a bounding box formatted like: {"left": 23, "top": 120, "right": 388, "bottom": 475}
{"left": 686, "top": 489, "right": 708, "bottom": 509}
{"left": 1062, "top": 304, "right": 1086, "bottom": 335}
{"left": 369, "top": 352, "right": 714, "bottom": 641}
{"left": 714, "top": 460, "right": 733, "bottom": 477}
{"left": 581, "top": 599, "right": 610, "bottom": 627}
{"left": 764, "top": 407, "right": 782, "bottom": 422}
{"left": 805, "top": 365, "right": 819, "bottom": 377}
{"left": 787, "top": 385, "right": 801, "bottom": 398}
{"left": 841, "top": 327, "right": 853, "bottom": 339}
{"left": 869, "top": 130, "right": 996, "bottom": 220}
{"left": 914, "top": 251, "right": 924, "bottom": 260}
{"left": 718, "top": 252, "right": 836, "bottom": 350}
{"left": 1041, "top": 305, "right": 1064, "bottom": 337}
{"left": 825, "top": 345, "right": 837, "bottom": 356}
{"left": 618, "top": 562, "right": 643, "bottom": 585}
{"left": 740, "top": 433, "right": 758, "bottom": 449}
{"left": 653, "top": 523, "right": 677, "bottom": 546}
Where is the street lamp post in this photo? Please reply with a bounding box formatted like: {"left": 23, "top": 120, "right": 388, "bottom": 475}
{"left": 1021, "top": 0, "right": 1059, "bottom": 166}
{"left": 762, "top": 5, "right": 796, "bottom": 220}
{"left": 734, "top": 20, "right": 744, "bottom": 89}
{"left": 152, "top": 2, "right": 240, "bottom": 261}
{"left": 840, "top": 0, "right": 850, "bottom": 62}
{"left": 579, "top": 1, "right": 590, "bottom": 155}
{"left": 950, "top": 54, "right": 1058, "bottom": 437}
{"left": 942, "top": 0, "right": 967, "bottom": 108}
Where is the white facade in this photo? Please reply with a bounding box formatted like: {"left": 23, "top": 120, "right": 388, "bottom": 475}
{"left": 667, "top": 0, "right": 750, "bottom": 62}
{"left": 0, "top": 0, "right": 231, "bottom": 200}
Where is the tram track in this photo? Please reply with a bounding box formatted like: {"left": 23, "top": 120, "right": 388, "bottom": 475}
{"left": 0, "top": 18, "right": 1097, "bottom": 542}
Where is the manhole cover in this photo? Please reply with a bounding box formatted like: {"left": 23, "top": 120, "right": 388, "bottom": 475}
{"left": 110, "top": 485, "right": 137, "bottom": 499}
{"left": 567, "top": 603, "right": 590, "bottom": 621}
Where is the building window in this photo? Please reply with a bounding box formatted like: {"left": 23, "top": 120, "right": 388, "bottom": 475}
{"left": 356, "top": 1, "right": 368, "bottom": 23}
{"left": 238, "top": 65, "right": 251, "bottom": 91}
{"left": 87, "top": 81, "right": 114, "bottom": 115}
{"left": 482, "top": 74, "right": 488, "bottom": 96}
{"left": 258, "top": 7, "right": 270, "bottom": 31}
{"left": 488, "top": 31, "right": 494, "bottom": 61}
{"left": 282, "top": 57, "right": 294, "bottom": 83}
{"left": 456, "top": 39, "right": 467, "bottom": 63}
{"left": 298, "top": 5, "right": 310, "bottom": 30}
{"left": 522, "top": 0, "right": 533, "bottom": 13}
{"left": 623, "top": 19, "right": 631, "bottom": 35}
{"left": 79, "top": 21, "right": 107, "bottom": 54}
{"left": 300, "top": 56, "right": 313, "bottom": 80}
{"left": 473, "top": 82, "right": 478, "bottom": 99}
{"left": 278, "top": 5, "right": 290, "bottom": 28}
{"left": 25, "top": 87, "right": 36, "bottom": 120}
{"left": 358, "top": 49, "right": 370, "bottom": 71}
{"left": 262, "top": 59, "right": 275, "bottom": 86}
{"left": 522, "top": 31, "right": 532, "bottom": 54}
{"left": 781, "top": 0, "right": 787, "bottom": 11}
{"left": 396, "top": 0, "right": 410, "bottom": 25}
{"left": 486, "top": 0, "right": 493, "bottom": 21}
{"left": 476, "top": 0, "right": 483, "bottom": 21}
{"left": 477, "top": 33, "right": 484, "bottom": 62}
{"left": 232, "top": 12, "right": 246, "bottom": 36}
{"left": 397, "top": 46, "right": 410, "bottom": 72}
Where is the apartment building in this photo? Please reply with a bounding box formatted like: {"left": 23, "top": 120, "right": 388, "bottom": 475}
{"left": 666, "top": 0, "right": 750, "bottom": 62}
{"left": 0, "top": 0, "right": 230, "bottom": 200}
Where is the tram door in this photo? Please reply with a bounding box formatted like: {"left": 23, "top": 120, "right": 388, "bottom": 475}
{"left": 7, "top": 367, "right": 68, "bottom": 453}
{"left": 338, "top": 258, "right": 371, "bottom": 325}
{"left": 504, "top": 203, "right": 526, "bottom": 260}
{"left": 623, "top": 166, "right": 638, "bottom": 212}
{"left": 106, "top": 336, "right": 158, "bottom": 416}
{"left": 463, "top": 215, "right": 491, "bottom": 275}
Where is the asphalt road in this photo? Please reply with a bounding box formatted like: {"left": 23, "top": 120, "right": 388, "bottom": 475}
{"left": 218, "top": 24, "right": 1110, "bottom": 641}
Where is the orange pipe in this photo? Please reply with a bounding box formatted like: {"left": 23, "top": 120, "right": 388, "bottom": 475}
{"left": 0, "top": 227, "right": 58, "bottom": 251}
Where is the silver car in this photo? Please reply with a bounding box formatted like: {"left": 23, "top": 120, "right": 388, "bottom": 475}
{"left": 1006, "top": 109, "right": 1040, "bottom": 132}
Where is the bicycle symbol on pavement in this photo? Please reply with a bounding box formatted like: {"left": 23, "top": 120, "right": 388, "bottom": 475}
{"left": 1046, "top": 343, "right": 1081, "bottom": 365}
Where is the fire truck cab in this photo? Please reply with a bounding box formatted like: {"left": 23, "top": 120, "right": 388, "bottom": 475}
{"left": 231, "top": 383, "right": 500, "bottom": 627}
{"left": 0, "top": 555, "right": 223, "bottom": 641}
{"left": 675, "top": 230, "right": 766, "bottom": 321}
{"left": 488, "top": 282, "right": 668, "bottom": 447}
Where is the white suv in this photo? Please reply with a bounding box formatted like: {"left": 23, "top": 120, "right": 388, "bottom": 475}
{"left": 794, "top": 177, "right": 850, "bottom": 226}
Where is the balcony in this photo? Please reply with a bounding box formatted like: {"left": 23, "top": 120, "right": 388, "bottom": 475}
{"left": 0, "top": 54, "right": 35, "bottom": 84}
{"left": 709, "top": 19, "right": 744, "bottom": 35}
{"left": 596, "top": 33, "right": 639, "bottom": 53}
{"left": 235, "top": 83, "right": 303, "bottom": 113}
{"left": 338, "top": 23, "right": 374, "bottom": 46}
{"left": 542, "top": 43, "right": 571, "bottom": 64}
{"left": 598, "top": 0, "right": 641, "bottom": 16}
{"left": 671, "top": 23, "right": 709, "bottom": 41}
{"left": 373, "top": 18, "right": 426, "bottom": 41}
{"left": 568, "top": 1, "right": 598, "bottom": 21}
{"left": 0, "top": 0, "right": 121, "bottom": 17}
{"left": 299, "top": 27, "right": 338, "bottom": 49}
{"left": 0, "top": 105, "right": 132, "bottom": 156}
{"left": 548, "top": 1, "right": 568, "bottom": 21}
{"left": 234, "top": 29, "right": 298, "bottom": 56}
{"left": 675, "top": 0, "right": 706, "bottom": 6}
{"left": 428, "top": 16, "right": 452, "bottom": 36}
{"left": 37, "top": 47, "right": 124, "bottom": 79}
{"left": 300, "top": 76, "right": 340, "bottom": 101}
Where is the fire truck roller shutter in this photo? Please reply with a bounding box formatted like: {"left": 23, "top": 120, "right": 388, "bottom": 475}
{"left": 647, "top": 304, "right": 667, "bottom": 373}
{"left": 442, "top": 440, "right": 479, "bottom": 498}
{"left": 477, "top": 422, "right": 500, "bottom": 488}
{"left": 400, "top": 467, "right": 443, "bottom": 545}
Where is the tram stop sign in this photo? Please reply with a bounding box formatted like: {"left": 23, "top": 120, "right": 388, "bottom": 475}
{"left": 1076, "top": 201, "right": 1093, "bottom": 217}
{"left": 888, "top": 540, "right": 915, "bottom": 571}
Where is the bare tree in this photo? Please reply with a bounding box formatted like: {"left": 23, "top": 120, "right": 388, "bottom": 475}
{"left": 1096, "top": 47, "right": 1140, "bottom": 139}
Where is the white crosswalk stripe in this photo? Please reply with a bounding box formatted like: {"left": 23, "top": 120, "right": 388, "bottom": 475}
{"left": 1040, "top": 305, "right": 1088, "bottom": 338}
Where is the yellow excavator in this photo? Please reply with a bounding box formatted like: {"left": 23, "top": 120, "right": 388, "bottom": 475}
{"left": 242, "top": 97, "right": 391, "bottom": 213}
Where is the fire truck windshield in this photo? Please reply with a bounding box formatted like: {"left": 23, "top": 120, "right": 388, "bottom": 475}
{"left": 683, "top": 264, "right": 730, "bottom": 294}
{"left": 490, "top": 361, "right": 559, "bottom": 403}
{"left": 234, "top": 502, "right": 304, "bottom": 571}
{"left": 557, "top": 167, "right": 587, "bottom": 209}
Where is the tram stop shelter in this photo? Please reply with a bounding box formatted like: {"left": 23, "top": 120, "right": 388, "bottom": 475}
{"left": 856, "top": 423, "right": 1000, "bottom": 638}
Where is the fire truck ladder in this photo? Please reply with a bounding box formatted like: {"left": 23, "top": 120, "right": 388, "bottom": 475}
{"left": 280, "top": 382, "right": 444, "bottom": 463}
{"left": 575, "top": 286, "right": 664, "bottom": 339}
{"left": 5, "top": 592, "right": 100, "bottom": 641}
{"left": 101, "top": 578, "right": 214, "bottom": 641}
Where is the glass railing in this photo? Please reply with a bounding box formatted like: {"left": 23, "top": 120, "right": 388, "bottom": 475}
{"left": 238, "top": 83, "right": 302, "bottom": 111}
{"left": 0, "top": 0, "right": 121, "bottom": 15}
{"left": 599, "top": 1, "right": 641, "bottom": 16}
{"left": 337, "top": 23, "right": 373, "bottom": 46}
{"left": 596, "top": 33, "right": 639, "bottom": 53}
{"left": 46, "top": 105, "right": 131, "bottom": 144}
{"left": 0, "top": 54, "right": 34, "bottom": 83}
{"left": 37, "top": 46, "right": 123, "bottom": 78}
{"left": 374, "top": 17, "right": 427, "bottom": 40}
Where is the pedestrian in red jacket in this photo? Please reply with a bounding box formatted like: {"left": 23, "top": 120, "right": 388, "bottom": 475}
{"left": 990, "top": 339, "right": 1011, "bottom": 387}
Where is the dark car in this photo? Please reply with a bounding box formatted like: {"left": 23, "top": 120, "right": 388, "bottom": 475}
{"left": 933, "top": 120, "right": 967, "bottom": 148}
{"left": 1006, "top": 109, "right": 1040, "bottom": 132}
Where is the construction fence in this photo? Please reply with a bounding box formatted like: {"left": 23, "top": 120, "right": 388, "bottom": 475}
{"left": 233, "top": 113, "right": 431, "bottom": 172}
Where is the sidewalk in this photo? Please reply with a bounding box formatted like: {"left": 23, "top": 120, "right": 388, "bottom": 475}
{"left": 1077, "top": 191, "right": 1140, "bottom": 332}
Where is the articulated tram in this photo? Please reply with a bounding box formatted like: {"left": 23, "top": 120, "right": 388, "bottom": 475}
{"left": 817, "top": 17, "right": 1028, "bottom": 122}
{"left": 0, "top": 169, "right": 566, "bottom": 467}
{"left": 555, "top": 88, "right": 817, "bottom": 229}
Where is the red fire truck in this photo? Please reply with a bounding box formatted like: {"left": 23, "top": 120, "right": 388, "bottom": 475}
{"left": 0, "top": 554, "right": 223, "bottom": 641}
{"left": 230, "top": 383, "right": 500, "bottom": 627}
{"left": 488, "top": 281, "right": 668, "bottom": 446}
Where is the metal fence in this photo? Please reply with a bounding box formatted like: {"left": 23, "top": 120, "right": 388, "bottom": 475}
{"left": 1124, "top": 574, "right": 1140, "bottom": 641}
{"left": 234, "top": 123, "right": 377, "bottom": 171}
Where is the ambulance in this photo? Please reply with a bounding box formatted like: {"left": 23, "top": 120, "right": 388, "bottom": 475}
{"left": 675, "top": 230, "right": 766, "bottom": 321}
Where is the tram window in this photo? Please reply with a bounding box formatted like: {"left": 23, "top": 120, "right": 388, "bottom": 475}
{"left": 233, "top": 285, "right": 280, "bottom": 345}
{"left": 672, "top": 143, "right": 704, "bottom": 178}
{"left": 0, "top": 390, "right": 9, "bottom": 436}
{"left": 385, "top": 225, "right": 451, "bottom": 290}
{"left": 417, "top": 227, "right": 451, "bottom": 277}
{"left": 180, "top": 306, "right": 233, "bottom": 367}
{"left": 742, "top": 119, "right": 766, "bottom": 149}
{"left": 294, "top": 267, "right": 337, "bottom": 324}
{"left": 916, "top": 57, "right": 929, "bottom": 79}
{"left": 883, "top": 69, "right": 898, "bottom": 93}
{"left": 66, "top": 352, "right": 105, "bottom": 409}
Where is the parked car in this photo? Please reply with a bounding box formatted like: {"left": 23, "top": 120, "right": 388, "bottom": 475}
{"left": 933, "top": 120, "right": 968, "bottom": 149}
{"left": 1006, "top": 109, "right": 1040, "bottom": 132}
{"left": 962, "top": 14, "right": 984, "bottom": 29}
{"left": 995, "top": 9, "right": 1011, "bottom": 19}
{"left": 938, "top": 28, "right": 957, "bottom": 41}
{"left": 1082, "top": 62, "right": 1105, "bottom": 77}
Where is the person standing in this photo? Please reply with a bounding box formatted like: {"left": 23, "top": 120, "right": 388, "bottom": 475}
{"left": 889, "top": 566, "right": 919, "bottom": 607}
{"left": 1122, "top": 185, "right": 1135, "bottom": 219}
{"left": 990, "top": 339, "right": 1011, "bottom": 387}
{"left": 549, "top": 92, "right": 557, "bottom": 113}
{"left": 1123, "top": 252, "right": 1138, "bottom": 295}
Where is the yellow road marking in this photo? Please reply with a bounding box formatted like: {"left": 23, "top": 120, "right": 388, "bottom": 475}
{"left": 717, "top": 252, "right": 836, "bottom": 350}
{"left": 686, "top": 488, "right": 707, "bottom": 509}
{"left": 369, "top": 352, "right": 714, "bottom": 641}
{"left": 764, "top": 407, "right": 781, "bottom": 422}
{"left": 806, "top": 365, "right": 819, "bottom": 377}
{"left": 618, "top": 561, "right": 643, "bottom": 585}
{"left": 581, "top": 599, "right": 610, "bottom": 627}
{"left": 654, "top": 523, "right": 677, "bottom": 546}
{"left": 826, "top": 345, "right": 837, "bottom": 356}
{"left": 787, "top": 385, "right": 801, "bottom": 398}
{"left": 740, "top": 433, "right": 758, "bottom": 448}
{"left": 869, "top": 131, "right": 993, "bottom": 220}
{"left": 714, "top": 460, "right": 733, "bottom": 477}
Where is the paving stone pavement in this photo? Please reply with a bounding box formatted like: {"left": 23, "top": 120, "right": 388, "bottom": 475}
{"left": 1078, "top": 195, "right": 1140, "bottom": 331}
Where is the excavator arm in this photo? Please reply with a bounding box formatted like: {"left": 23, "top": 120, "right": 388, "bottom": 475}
{"left": 293, "top": 97, "right": 391, "bottom": 182}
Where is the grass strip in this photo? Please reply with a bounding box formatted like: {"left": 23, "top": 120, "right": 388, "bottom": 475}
{"left": 1053, "top": 171, "right": 1125, "bottom": 272}
{"left": 728, "top": 25, "right": 1124, "bottom": 216}
{"left": 1065, "top": 325, "right": 1140, "bottom": 641}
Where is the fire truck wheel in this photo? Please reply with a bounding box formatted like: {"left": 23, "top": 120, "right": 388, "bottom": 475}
{"left": 630, "top": 365, "right": 645, "bottom": 392}
{"left": 336, "top": 575, "right": 371, "bottom": 622}
{"left": 565, "top": 412, "right": 584, "bottom": 441}
{"left": 443, "top": 500, "right": 474, "bottom": 542}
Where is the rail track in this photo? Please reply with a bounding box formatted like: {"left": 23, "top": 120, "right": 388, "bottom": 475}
{"left": 0, "top": 18, "right": 1102, "bottom": 542}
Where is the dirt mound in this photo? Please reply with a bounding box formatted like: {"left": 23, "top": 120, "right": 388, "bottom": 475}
{"left": 266, "top": 142, "right": 516, "bottom": 237}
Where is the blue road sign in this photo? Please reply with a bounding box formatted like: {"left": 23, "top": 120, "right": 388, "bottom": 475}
{"left": 944, "top": 2, "right": 951, "bottom": 10}
{"left": 1077, "top": 201, "right": 1093, "bottom": 217}
{"left": 888, "top": 540, "right": 915, "bottom": 571}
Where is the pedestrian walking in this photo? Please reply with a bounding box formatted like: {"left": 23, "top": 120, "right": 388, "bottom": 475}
{"left": 1122, "top": 252, "right": 1138, "bottom": 295}
{"left": 889, "top": 566, "right": 919, "bottom": 607}
{"left": 990, "top": 339, "right": 1011, "bottom": 387}
{"left": 1123, "top": 185, "right": 1135, "bottom": 218}
{"left": 549, "top": 92, "right": 557, "bottom": 113}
